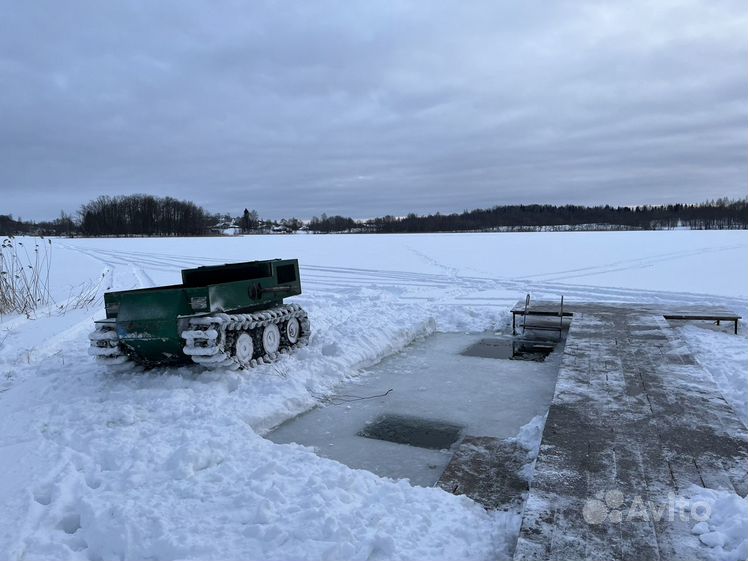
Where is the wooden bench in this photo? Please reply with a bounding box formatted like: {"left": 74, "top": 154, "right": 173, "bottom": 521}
{"left": 663, "top": 310, "right": 742, "bottom": 334}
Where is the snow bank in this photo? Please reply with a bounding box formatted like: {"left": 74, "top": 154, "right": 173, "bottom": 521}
{"left": 507, "top": 413, "right": 547, "bottom": 484}
{"left": 685, "top": 486, "right": 748, "bottom": 561}
{"left": 675, "top": 323, "right": 748, "bottom": 426}
{"left": 511, "top": 413, "right": 547, "bottom": 458}
{"left": 20, "top": 430, "right": 499, "bottom": 560}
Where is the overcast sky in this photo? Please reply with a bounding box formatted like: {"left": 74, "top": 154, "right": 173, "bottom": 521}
{"left": 1, "top": 1, "right": 746, "bottom": 220}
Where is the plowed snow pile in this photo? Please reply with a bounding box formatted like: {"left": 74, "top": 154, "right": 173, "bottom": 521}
{"left": 0, "top": 231, "right": 745, "bottom": 560}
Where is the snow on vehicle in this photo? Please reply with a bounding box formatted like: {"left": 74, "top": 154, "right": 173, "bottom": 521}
{"left": 89, "top": 259, "right": 310, "bottom": 369}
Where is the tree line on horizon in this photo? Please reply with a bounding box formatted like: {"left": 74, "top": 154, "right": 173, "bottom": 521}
{"left": 1, "top": 195, "right": 746, "bottom": 237}
{"left": 364, "top": 199, "right": 748, "bottom": 233}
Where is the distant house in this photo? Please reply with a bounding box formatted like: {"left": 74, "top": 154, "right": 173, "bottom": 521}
{"left": 210, "top": 221, "right": 242, "bottom": 236}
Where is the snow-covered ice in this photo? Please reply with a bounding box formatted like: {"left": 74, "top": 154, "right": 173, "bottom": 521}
{"left": 0, "top": 230, "right": 745, "bottom": 560}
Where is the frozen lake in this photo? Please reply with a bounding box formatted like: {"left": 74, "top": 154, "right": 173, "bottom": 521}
{"left": 269, "top": 332, "right": 562, "bottom": 486}
{"left": 1, "top": 231, "right": 744, "bottom": 561}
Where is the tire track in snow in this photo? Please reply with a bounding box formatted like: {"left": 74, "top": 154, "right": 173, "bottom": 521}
{"left": 521, "top": 243, "right": 743, "bottom": 282}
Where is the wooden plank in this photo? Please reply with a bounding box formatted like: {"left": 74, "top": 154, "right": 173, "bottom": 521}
{"left": 512, "top": 300, "right": 574, "bottom": 316}
{"left": 514, "top": 304, "right": 748, "bottom": 561}
{"left": 663, "top": 314, "right": 740, "bottom": 321}
{"left": 437, "top": 436, "right": 529, "bottom": 511}
{"left": 522, "top": 324, "right": 563, "bottom": 331}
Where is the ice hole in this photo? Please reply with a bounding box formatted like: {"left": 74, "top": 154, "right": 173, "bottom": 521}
{"left": 461, "top": 336, "right": 558, "bottom": 361}
{"left": 268, "top": 332, "right": 562, "bottom": 486}
{"left": 461, "top": 337, "right": 515, "bottom": 359}
{"left": 511, "top": 338, "right": 558, "bottom": 361}
{"left": 358, "top": 414, "right": 463, "bottom": 450}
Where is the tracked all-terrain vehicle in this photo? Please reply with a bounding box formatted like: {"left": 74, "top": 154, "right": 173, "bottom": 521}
{"left": 89, "top": 259, "right": 309, "bottom": 370}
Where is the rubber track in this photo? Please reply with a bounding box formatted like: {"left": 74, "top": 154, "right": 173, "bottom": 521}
{"left": 89, "top": 303, "right": 310, "bottom": 370}
{"left": 182, "top": 304, "right": 310, "bottom": 370}
{"left": 88, "top": 323, "right": 129, "bottom": 365}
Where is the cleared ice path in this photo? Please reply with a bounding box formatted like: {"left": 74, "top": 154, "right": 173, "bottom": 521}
{"left": 269, "top": 332, "right": 561, "bottom": 487}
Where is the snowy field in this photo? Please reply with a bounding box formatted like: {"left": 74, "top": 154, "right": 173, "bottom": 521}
{"left": 0, "top": 230, "right": 746, "bottom": 560}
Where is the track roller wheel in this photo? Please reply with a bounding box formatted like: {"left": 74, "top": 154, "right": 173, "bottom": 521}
{"left": 262, "top": 323, "right": 281, "bottom": 354}
{"left": 283, "top": 317, "right": 300, "bottom": 345}
{"left": 234, "top": 332, "right": 254, "bottom": 367}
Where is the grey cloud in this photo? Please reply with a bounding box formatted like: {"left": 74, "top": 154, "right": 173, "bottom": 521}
{"left": 1, "top": 0, "right": 745, "bottom": 220}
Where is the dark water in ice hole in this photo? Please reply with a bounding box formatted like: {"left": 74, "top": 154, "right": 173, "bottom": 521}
{"left": 461, "top": 337, "right": 557, "bottom": 361}
{"left": 268, "top": 332, "right": 562, "bottom": 486}
{"left": 358, "top": 414, "right": 464, "bottom": 450}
